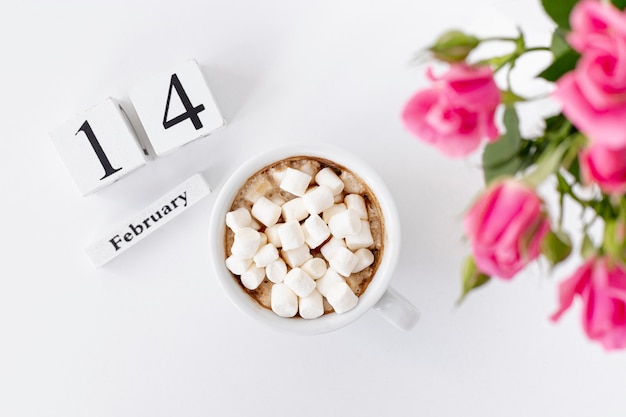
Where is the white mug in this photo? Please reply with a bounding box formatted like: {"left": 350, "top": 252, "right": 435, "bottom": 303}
{"left": 208, "top": 144, "right": 419, "bottom": 335}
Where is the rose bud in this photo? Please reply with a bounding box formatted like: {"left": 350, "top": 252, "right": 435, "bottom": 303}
{"left": 464, "top": 180, "right": 550, "bottom": 279}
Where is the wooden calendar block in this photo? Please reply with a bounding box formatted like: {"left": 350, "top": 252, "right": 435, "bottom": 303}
{"left": 49, "top": 98, "right": 147, "bottom": 195}
{"left": 130, "top": 59, "right": 225, "bottom": 156}
{"left": 85, "top": 173, "right": 212, "bottom": 266}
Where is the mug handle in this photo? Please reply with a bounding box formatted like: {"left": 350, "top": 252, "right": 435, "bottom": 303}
{"left": 372, "top": 286, "right": 420, "bottom": 331}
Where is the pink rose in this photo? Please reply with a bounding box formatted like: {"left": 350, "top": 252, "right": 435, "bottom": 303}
{"left": 554, "top": 1, "right": 626, "bottom": 148}
{"left": 568, "top": 0, "right": 626, "bottom": 52}
{"left": 580, "top": 143, "right": 626, "bottom": 194}
{"left": 402, "top": 64, "right": 500, "bottom": 158}
{"left": 551, "top": 257, "right": 626, "bottom": 350}
{"left": 464, "top": 181, "right": 550, "bottom": 279}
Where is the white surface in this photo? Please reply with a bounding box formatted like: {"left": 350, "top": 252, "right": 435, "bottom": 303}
{"left": 130, "top": 59, "right": 225, "bottom": 156}
{"left": 49, "top": 98, "right": 146, "bottom": 195}
{"left": 2, "top": 0, "right": 626, "bottom": 416}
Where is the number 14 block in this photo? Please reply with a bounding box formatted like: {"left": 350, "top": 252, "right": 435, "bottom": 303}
{"left": 49, "top": 59, "right": 225, "bottom": 195}
{"left": 130, "top": 59, "right": 225, "bottom": 156}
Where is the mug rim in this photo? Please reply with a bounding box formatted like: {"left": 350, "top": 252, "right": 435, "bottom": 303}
{"left": 208, "top": 143, "right": 401, "bottom": 335}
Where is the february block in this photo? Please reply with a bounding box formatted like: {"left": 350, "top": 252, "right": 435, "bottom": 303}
{"left": 130, "top": 59, "right": 225, "bottom": 156}
{"left": 49, "top": 98, "right": 147, "bottom": 195}
{"left": 85, "top": 173, "right": 212, "bottom": 266}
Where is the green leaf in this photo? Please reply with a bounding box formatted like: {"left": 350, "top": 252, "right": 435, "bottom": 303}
{"left": 541, "top": 0, "right": 579, "bottom": 29}
{"left": 483, "top": 154, "right": 524, "bottom": 185}
{"left": 482, "top": 106, "right": 523, "bottom": 184}
{"left": 581, "top": 233, "right": 596, "bottom": 259}
{"left": 550, "top": 29, "right": 571, "bottom": 58}
{"left": 538, "top": 29, "right": 581, "bottom": 83}
{"left": 481, "top": 53, "right": 515, "bottom": 72}
{"left": 613, "top": 0, "right": 626, "bottom": 11}
{"left": 538, "top": 49, "right": 580, "bottom": 82}
{"left": 603, "top": 220, "right": 620, "bottom": 258}
{"left": 556, "top": 172, "right": 571, "bottom": 194}
{"left": 541, "top": 230, "right": 573, "bottom": 266}
{"left": 565, "top": 150, "right": 581, "bottom": 182}
{"left": 501, "top": 90, "right": 526, "bottom": 106}
{"left": 430, "top": 30, "right": 480, "bottom": 62}
{"left": 458, "top": 256, "right": 491, "bottom": 304}
{"left": 590, "top": 198, "right": 617, "bottom": 219}
{"left": 544, "top": 113, "right": 567, "bottom": 130}
{"left": 523, "top": 140, "right": 570, "bottom": 188}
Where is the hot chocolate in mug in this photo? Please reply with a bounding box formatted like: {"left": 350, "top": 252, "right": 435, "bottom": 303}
{"left": 208, "top": 144, "right": 419, "bottom": 335}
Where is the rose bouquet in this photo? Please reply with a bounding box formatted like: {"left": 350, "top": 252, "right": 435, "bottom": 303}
{"left": 402, "top": 0, "right": 626, "bottom": 350}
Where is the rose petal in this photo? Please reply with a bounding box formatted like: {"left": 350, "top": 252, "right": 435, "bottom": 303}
{"left": 551, "top": 259, "right": 593, "bottom": 322}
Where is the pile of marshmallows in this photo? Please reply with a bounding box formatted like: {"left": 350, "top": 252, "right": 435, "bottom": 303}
{"left": 225, "top": 166, "right": 376, "bottom": 319}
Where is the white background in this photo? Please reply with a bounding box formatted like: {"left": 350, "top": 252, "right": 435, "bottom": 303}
{"left": 2, "top": 0, "right": 625, "bottom": 416}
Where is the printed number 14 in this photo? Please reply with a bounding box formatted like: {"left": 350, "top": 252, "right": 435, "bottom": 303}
{"left": 162, "top": 73, "right": 205, "bottom": 130}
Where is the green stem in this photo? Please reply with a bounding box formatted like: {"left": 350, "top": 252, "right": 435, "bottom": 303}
{"left": 556, "top": 171, "right": 586, "bottom": 206}
{"left": 523, "top": 132, "right": 585, "bottom": 188}
{"left": 479, "top": 37, "right": 518, "bottom": 43}
{"left": 560, "top": 131, "right": 583, "bottom": 170}
{"left": 492, "top": 59, "right": 512, "bottom": 74}
{"left": 522, "top": 46, "right": 551, "bottom": 53}
{"left": 523, "top": 142, "right": 568, "bottom": 187}
{"left": 505, "top": 64, "right": 513, "bottom": 91}
{"left": 558, "top": 181, "right": 566, "bottom": 230}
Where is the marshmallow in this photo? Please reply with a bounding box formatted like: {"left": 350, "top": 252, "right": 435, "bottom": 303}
{"left": 326, "top": 282, "right": 358, "bottom": 314}
{"left": 301, "top": 257, "right": 327, "bottom": 279}
{"left": 271, "top": 195, "right": 287, "bottom": 207}
{"left": 278, "top": 220, "right": 305, "bottom": 250}
{"left": 271, "top": 283, "right": 298, "bottom": 317}
{"left": 284, "top": 267, "right": 316, "bottom": 297}
{"left": 299, "top": 289, "right": 324, "bottom": 319}
{"left": 316, "top": 268, "right": 346, "bottom": 297}
{"left": 231, "top": 228, "right": 261, "bottom": 259}
{"left": 225, "top": 255, "right": 252, "bottom": 275}
{"left": 265, "top": 224, "right": 283, "bottom": 248}
{"left": 251, "top": 196, "right": 282, "bottom": 227}
{"left": 329, "top": 246, "right": 359, "bottom": 277}
{"left": 281, "top": 197, "right": 309, "bottom": 222}
{"left": 352, "top": 248, "right": 375, "bottom": 273}
{"left": 320, "top": 237, "right": 347, "bottom": 262}
{"left": 259, "top": 232, "right": 268, "bottom": 247}
{"left": 269, "top": 167, "right": 287, "bottom": 184}
{"left": 315, "top": 167, "right": 345, "bottom": 196}
{"left": 303, "top": 186, "right": 335, "bottom": 215}
{"left": 226, "top": 207, "right": 252, "bottom": 232}
{"left": 298, "top": 160, "right": 319, "bottom": 178}
{"left": 344, "top": 194, "right": 368, "bottom": 220}
{"left": 328, "top": 208, "right": 361, "bottom": 239}
{"left": 322, "top": 203, "right": 346, "bottom": 224}
{"left": 241, "top": 265, "right": 265, "bottom": 290}
{"left": 280, "top": 168, "right": 312, "bottom": 197}
{"left": 345, "top": 220, "right": 374, "bottom": 250}
{"left": 253, "top": 243, "right": 279, "bottom": 267}
{"left": 303, "top": 214, "right": 331, "bottom": 249}
{"left": 244, "top": 175, "right": 274, "bottom": 203}
{"left": 341, "top": 171, "right": 366, "bottom": 194}
{"left": 249, "top": 218, "right": 262, "bottom": 231}
{"left": 333, "top": 193, "right": 345, "bottom": 204}
{"left": 281, "top": 244, "right": 313, "bottom": 268}
{"left": 266, "top": 258, "right": 287, "bottom": 283}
